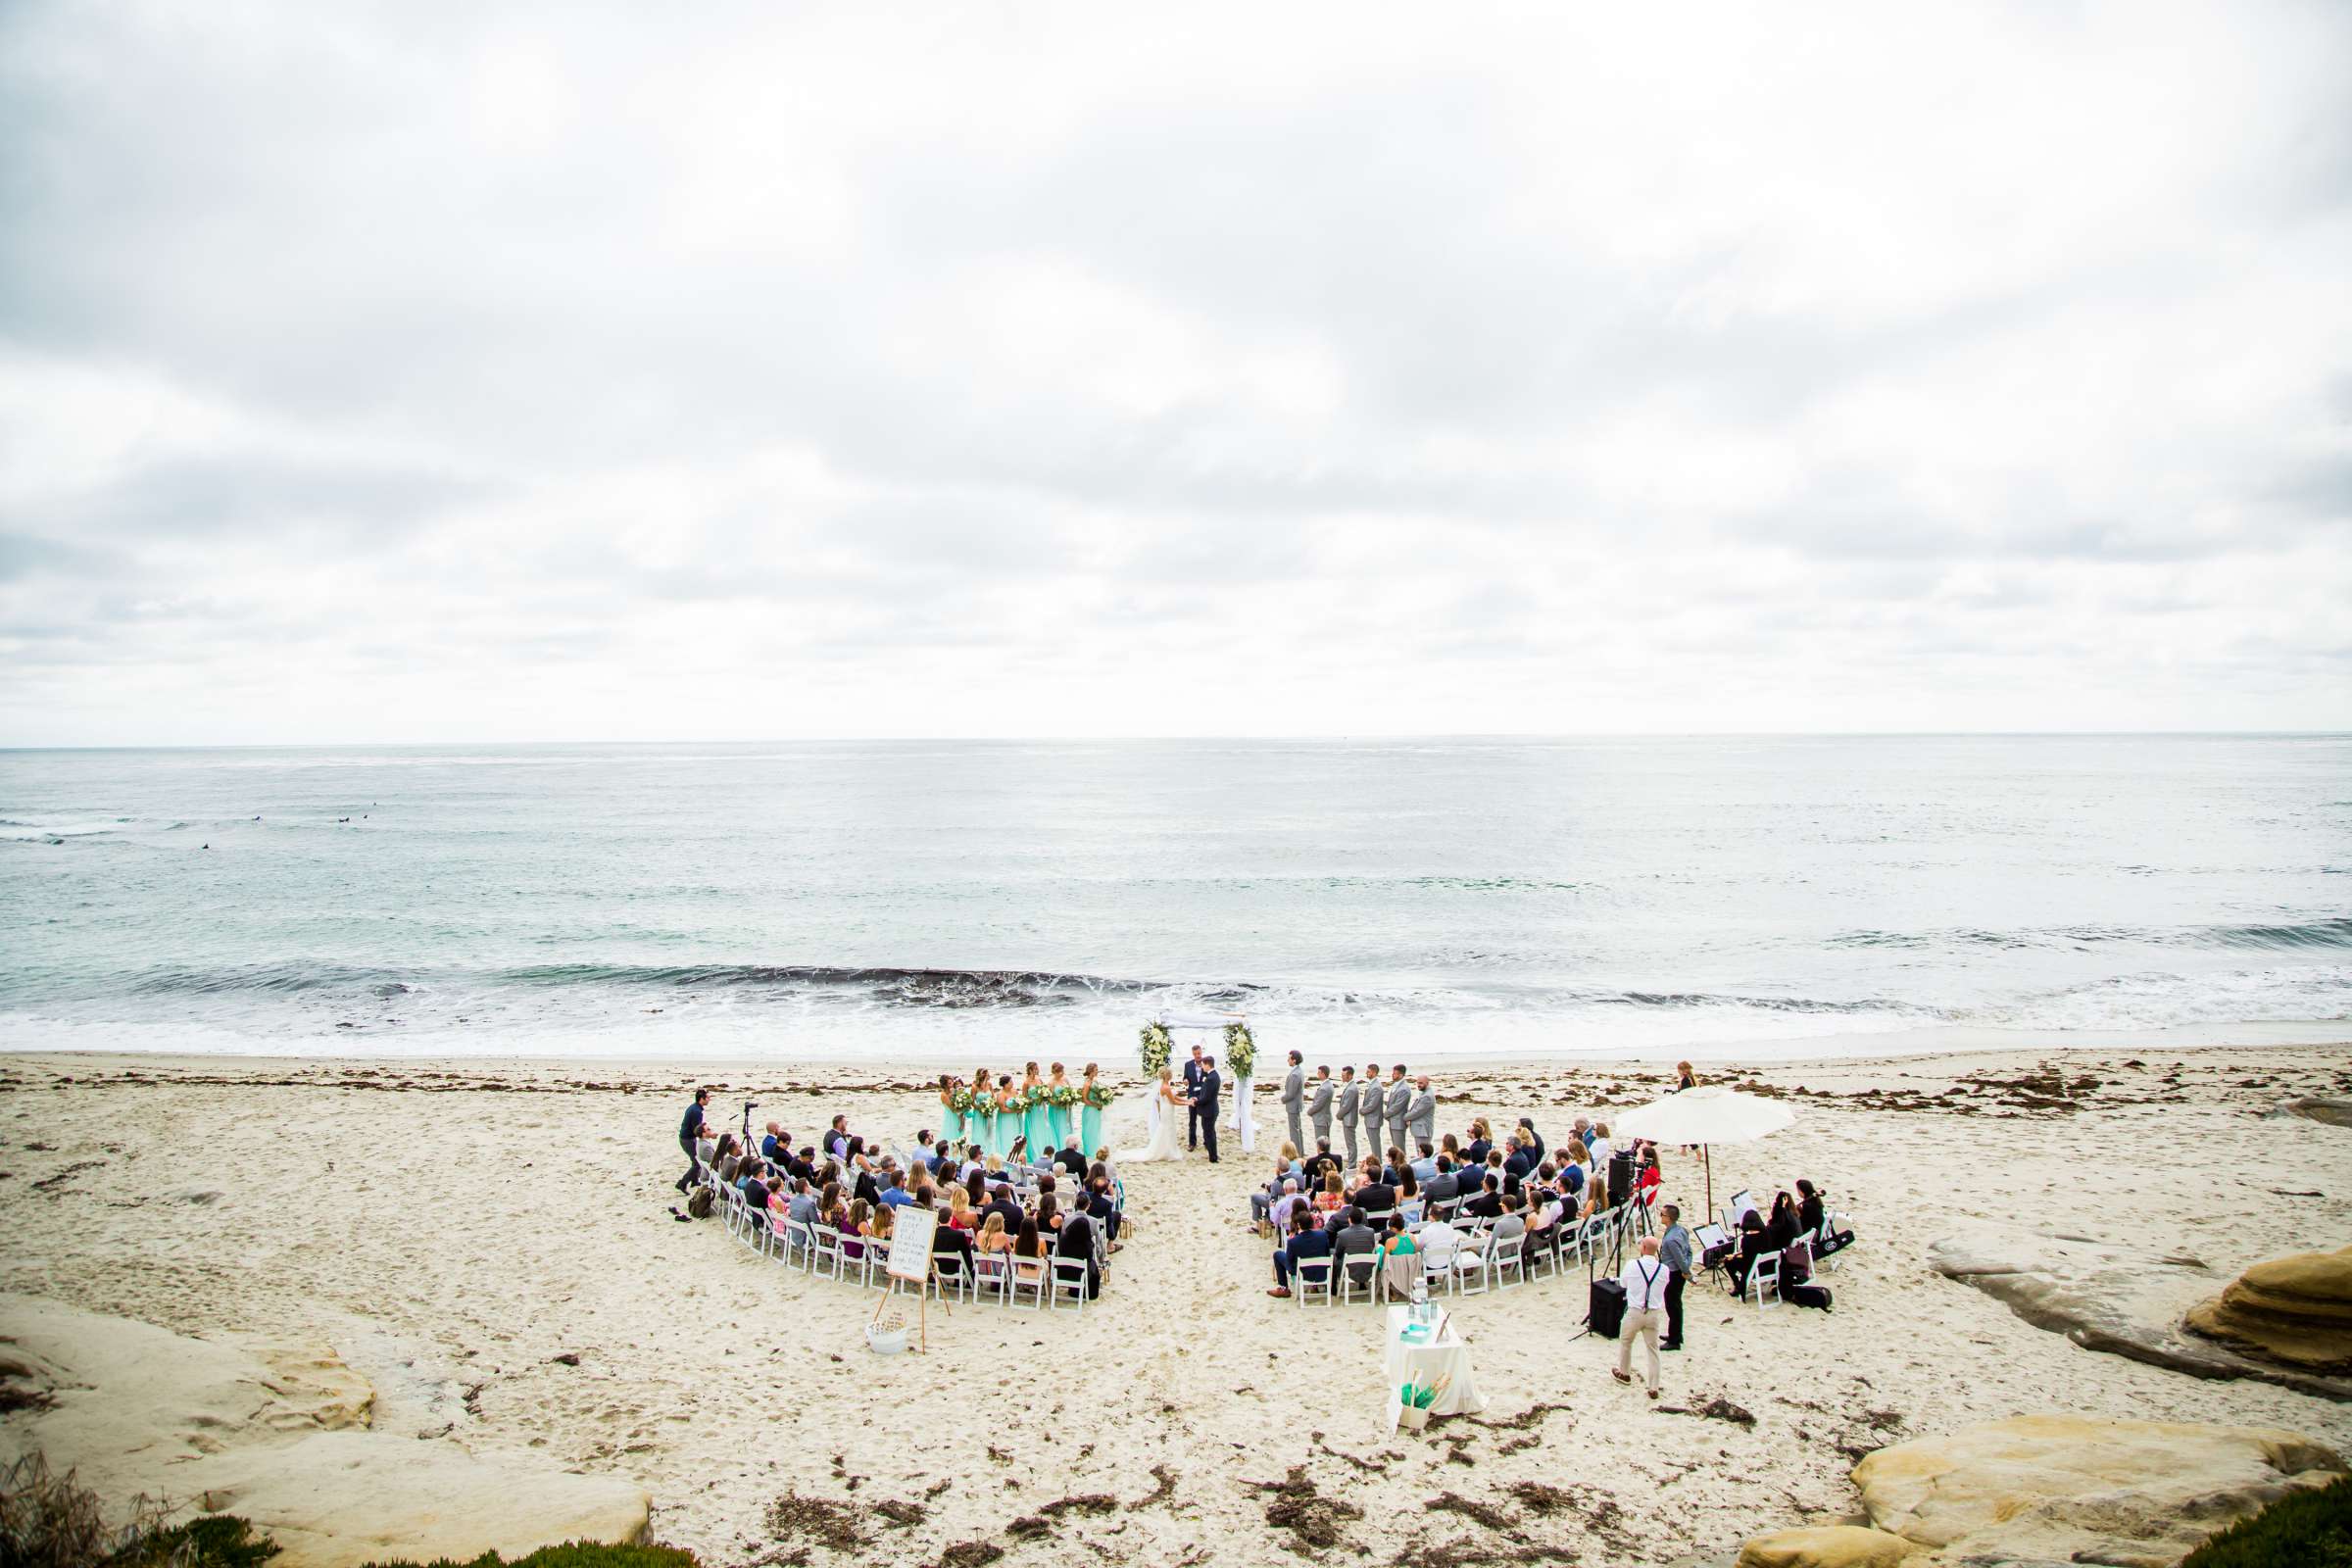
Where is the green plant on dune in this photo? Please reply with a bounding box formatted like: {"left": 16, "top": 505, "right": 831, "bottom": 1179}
{"left": 0, "top": 1453, "right": 279, "bottom": 1568}
{"left": 361, "top": 1544, "right": 702, "bottom": 1568}
{"left": 2179, "top": 1474, "right": 2352, "bottom": 1568}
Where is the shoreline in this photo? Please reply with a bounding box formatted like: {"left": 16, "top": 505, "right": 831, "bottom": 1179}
{"left": 2, "top": 1016, "right": 2345, "bottom": 1082}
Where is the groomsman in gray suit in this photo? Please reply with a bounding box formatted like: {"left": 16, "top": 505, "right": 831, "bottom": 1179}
{"left": 1334, "top": 1066, "right": 1362, "bottom": 1166}
{"left": 1384, "top": 1064, "right": 1411, "bottom": 1159}
{"left": 1306, "top": 1065, "right": 1334, "bottom": 1148}
{"left": 1281, "top": 1052, "right": 1305, "bottom": 1152}
{"left": 1406, "top": 1074, "right": 1437, "bottom": 1152}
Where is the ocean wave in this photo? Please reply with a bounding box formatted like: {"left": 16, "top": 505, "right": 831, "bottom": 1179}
{"left": 1828, "top": 917, "right": 2352, "bottom": 954}
{"left": 1598, "top": 990, "right": 1942, "bottom": 1017}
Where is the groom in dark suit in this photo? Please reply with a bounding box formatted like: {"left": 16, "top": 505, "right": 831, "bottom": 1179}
{"left": 1182, "top": 1043, "right": 1208, "bottom": 1150}
{"left": 1192, "top": 1055, "right": 1223, "bottom": 1163}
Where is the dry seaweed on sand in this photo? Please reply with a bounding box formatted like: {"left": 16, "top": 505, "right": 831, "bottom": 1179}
{"left": 763, "top": 1490, "right": 866, "bottom": 1551}
{"left": 1248, "top": 1465, "right": 1364, "bottom": 1554}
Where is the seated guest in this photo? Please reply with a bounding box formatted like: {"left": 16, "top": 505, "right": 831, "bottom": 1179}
{"left": 1380, "top": 1148, "right": 1406, "bottom": 1187}
{"left": 931, "top": 1202, "right": 977, "bottom": 1278}
{"left": 1588, "top": 1121, "right": 1614, "bottom": 1175}
{"left": 1463, "top": 1172, "right": 1504, "bottom": 1220}
{"left": 785, "top": 1178, "right": 818, "bottom": 1227}
{"left": 1351, "top": 1168, "right": 1396, "bottom": 1218}
{"left": 976, "top": 1211, "right": 1013, "bottom": 1254}
{"left": 824, "top": 1116, "right": 851, "bottom": 1161}
{"left": 1085, "top": 1174, "right": 1122, "bottom": 1249}
{"left": 1251, "top": 1160, "right": 1294, "bottom": 1227}
{"left": 1635, "top": 1146, "right": 1663, "bottom": 1206}
{"left": 1332, "top": 1205, "right": 1380, "bottom": 1289}
{"left": 1464, "top": 1119, "right": 1494, "bottom": 1166}
{"left": 1055, "top": 1137, "right": 1088, "bottom": 1177}
{"left": 1269, "top": 1208, "right": 1332, "bottom": 1298}
{"left": 1766, "top": 1192, "right": 1800, "bottom": 1251}
{"left": 1266, "top": 1178, "right": 1304, "bottom": 1235}
{"left": 1379, "top": 1211, "right": 1420, "bottom": 1297}
{"left": 866, "top": 1202, "right": 894, "bottom": 1246}
{"left": 1502, "top": 1135, "right": 1535, "bottom": 1188}
{"left": 760, "top": 1121, "right": 788, "bottom": 1162}
{"left": 876, "top": 1166, "right": 910, "bottom": 1208}
{"left": 1036, "top": 1194, "right": 1061, "bottom": 1237}
{"left": 1379, "top": 1210, "right": 1417, "bottom": 1257}
{"left": 985, "top": 1183, "right": 1023, "bottom": 1234}
{"left": 945, "top": 1186, "right": 976, "bottom": 1231}
{"left": 1009, "top": 1217, "right": 1049, "bottom": 1285}
{"left": 1409, "top": 1143, "right": 1439, "bottom": 1184}
{"left": 1516, "top": 1117, "right": 1545, "bottom": 1167}
{"left": 1439, "top": 1132, "right": 1463, "bottom": 1163}
{"left": 1728, "top": 1210, "right": 1771, "bottom": 1293}
{"left": 1314, "top": 1171, "right": 1346, "bottom": 1215}
{"left": 1424, "top": 1156, "right": 1460, "bottom": 1206}
{"left": 1395, "top": 1165, "right": 1423, "bottom": 1224}
{"left": 712, "top": 1134, "right": 744, "bottom": 1184}
{"left": 840, "top": 1198, "right": 872, "bottom": 1258}
{"left": 1796, "top": 1179, "right": 1826, "bottom": 1238}
{"left": 1058, "top": 1209, "right": 1102, "bottom": 1298}
{"left": 1300, "top": 1139, "right": 1339, "bottom": 1189}
{"left": 1490, "top": 1193, "right": 1527, "bottom": 1249}
{"left": 910, "top": 1130, "right": 938, "bottom": 1169}
{"left": 1277, "top": 1141, "right": 1305, "bottom": 1178}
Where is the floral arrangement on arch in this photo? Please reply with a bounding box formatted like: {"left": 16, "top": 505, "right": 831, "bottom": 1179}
{"left": 1223, "top": 1021, "right": 1256, "bottom": 1081}
{"left": 1139, "top": 1021, "right": 1174, "bottom": 1076}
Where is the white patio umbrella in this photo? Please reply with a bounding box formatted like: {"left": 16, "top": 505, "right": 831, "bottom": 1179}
{"left": 1611, "top": 1085, "right": 1795, "bottom": 1217}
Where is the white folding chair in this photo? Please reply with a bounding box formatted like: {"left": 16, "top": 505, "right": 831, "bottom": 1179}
{"left": 1337, "top": 1250, "right": 1379, "bottom": 1306}
{"left": 972, "top": 1251, "right": 1010, "bottom": 1305}
{"left": 1749, "top": 1250, "right": 1783, "bottom": 1309}
{"left": 1294, "top": 1256, "right": 1334, "bottom": 1306}
{"left": 1004, "top": 1258, "right": 1047, "bottom": 1310}
{"left": 1491, "top": 1235, "right": 1526, "bottom": 1290}
{"left": 1418, "top": 1235, "right": 1459, "bottom": 1297}
{"left": 810, "top": 1226, "right": 844, "bottom": 1281}
{"left": 1049, "top": 1256, "right": 1091, "bottom": 1311}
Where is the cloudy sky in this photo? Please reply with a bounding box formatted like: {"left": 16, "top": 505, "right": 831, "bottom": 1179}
{"left": 2, "top": 2, "right": 2346, "bottom": 744}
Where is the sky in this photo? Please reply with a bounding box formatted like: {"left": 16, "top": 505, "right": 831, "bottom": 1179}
{"left": 1, "top": 2, "right": 2348, "bottom": 745}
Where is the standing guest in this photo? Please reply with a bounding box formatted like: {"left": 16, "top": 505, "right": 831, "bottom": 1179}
{"left": 1673, "top": 1060, "right": 1700, "bottom": 1093}
{"left": 676, "top": 1088, "right": 710, "bottom": 1193}
{"left": 1612, "top": 1236, "right": 1671, "bottom": 1399}
{"left": 1282, "top": 1051, "right": 1306, "bottom": 1152}
{"left": 1335, "top": 1066, "right": 1363, "bottom": 1167}
{"left": 1406, "top": 1076, "right": 1437, "bottom": 1154}
{"left": 1658, "top": 1203, "right": 1691, "bottom": 1351}
{"left": 1307, "top": 1066, "right": 1335, "bottom": 1149}
{"left": 1384, "top": 1064, "right": 1411, "bottom": 1158}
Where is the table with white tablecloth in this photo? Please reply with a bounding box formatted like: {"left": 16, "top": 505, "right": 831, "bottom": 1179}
{"left": 1384, "top": 1305, "right": 1488, "bottom": 1427}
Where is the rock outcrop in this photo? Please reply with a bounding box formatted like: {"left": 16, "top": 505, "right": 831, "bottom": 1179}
{"left": 2184, "top": 1244, "right": 2352, "bottom": 1373}
{"left": 1929, "top": 1227, "right": 2352, "bottom": 1402}
{"left": 1850, "top": 1414, "right": 2343, "bottom": 1566}
{"left": 0, "top": 1295, "right": 649, "bottom": 1568}
{"left": 2270, "top": 1095, "right": 2352, "bottom": 1128}
{"left": 1735, "top": 1524, "right": 1917, "bottom": 1567}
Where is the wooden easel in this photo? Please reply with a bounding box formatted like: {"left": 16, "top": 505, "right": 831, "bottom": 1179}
{"left": 876, "top": 1207, "right": 948, "bottom": 1352}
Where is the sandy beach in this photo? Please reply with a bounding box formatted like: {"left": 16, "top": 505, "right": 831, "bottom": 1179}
{"left": 3, "top": 1039, "right": 2350, "bottom": 1565}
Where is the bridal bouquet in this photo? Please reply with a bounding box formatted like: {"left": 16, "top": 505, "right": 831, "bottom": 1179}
{"left": 1026, "top": 1085, "right": 1051, "bottom": 1109}
{"left": 1223, "top": 1022, "right": 1257, "bottom": 1081}
{"left": 953, "top": 1088, "right": 980, "bottom": 1115}
{"left": 1050, "top": 1085, "right": 1080, "bottom": 1107}
{"left": 1139, "top": 1022, "right": 1173, "bottom": 1075}
{"left": 1084, "top": 1083, "right": 1115, "bottom": 1108}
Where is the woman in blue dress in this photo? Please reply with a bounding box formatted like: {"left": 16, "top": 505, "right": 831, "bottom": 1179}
{"left": 1021, "top": 1062, "right": 1050, "bottom": 1162}
{"left": 1045, "top": 1062, "right": 1073, "bottom": 1154}
{"left": 1078, "top": 1061, "right": 1105, "bottom": 1160}
{"left": 936, "top": 1073, "right": 963, "bottom": 1151}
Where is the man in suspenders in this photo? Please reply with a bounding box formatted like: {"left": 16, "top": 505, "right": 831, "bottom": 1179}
{"left": 1612, "top": 1236, "right": 1670, "bottom": 1398}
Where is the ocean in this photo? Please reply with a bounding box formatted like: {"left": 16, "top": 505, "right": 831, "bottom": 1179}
{"left": 1, "top": 736, "right": 2346, "bottom": 1067}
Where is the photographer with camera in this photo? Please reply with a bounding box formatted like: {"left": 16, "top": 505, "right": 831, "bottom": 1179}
{"left": 675, "top": 1087, "right": 710, "bottom": 1193}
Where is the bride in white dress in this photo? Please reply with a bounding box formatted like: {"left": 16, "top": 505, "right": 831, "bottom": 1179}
{"left": 1120, "top": 1066, "right": 1187, "bottom": 1162}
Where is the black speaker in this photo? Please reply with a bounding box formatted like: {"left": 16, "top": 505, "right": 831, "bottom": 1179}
{"left": 1587, "top": 1277, "right": 1627, "bottom": 1338}
{"left": 1607, "top": 1152, "right": 1635, "bottom": 1200}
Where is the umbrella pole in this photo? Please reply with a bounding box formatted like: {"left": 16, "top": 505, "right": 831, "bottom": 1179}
{"left": 1704, "top": 1145, "right": 1713, "bottom": 1218}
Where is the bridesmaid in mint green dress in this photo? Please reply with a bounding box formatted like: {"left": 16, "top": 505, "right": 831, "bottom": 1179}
{"left": 967, "top": 1067, "right": 993, "bottom": 1155}
{"left": 1021, "top": 1063, "right": 1050, "bottom": 1160}
{"left": 936, "top": 1074, "right": 963, "bottom": 1149}
{"left": 1079, "top": 1062, "right": 1105, "bottom": 1159}
{"left": 992, "top": 1076, "right": 1018, "bottom": 1158}
{"left": 1044, "top": 1063, "right": 1074, "bottom": 1153}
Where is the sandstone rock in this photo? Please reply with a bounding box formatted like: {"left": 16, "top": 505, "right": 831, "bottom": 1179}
{"left": 0, "top": 1294, "right": 650, "bottom": 1568}
{"left": 2184, "top": 1244, "right": 2352, "bottom": 1373}
{"left": 2270, "top": 1095, "right": 2352, "bottom": 1128}
{"left": 1736, "top": 1524, "right": 1916, "bottom": 1567}
{"left": 1851, "top": 1414, "right": 2343, "bottom": 1566}
{"left": 1929, "top": 1228, "right": 2352, "bottom": 1403}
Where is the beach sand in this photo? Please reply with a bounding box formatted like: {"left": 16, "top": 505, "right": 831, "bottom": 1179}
{"left": 4, "top": 1040, "right": 2351, "bottom": 1566}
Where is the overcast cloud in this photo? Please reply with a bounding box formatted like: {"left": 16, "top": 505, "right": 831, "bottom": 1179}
{"left": 2, "top": 1, "right": 2347, "bottom": 743}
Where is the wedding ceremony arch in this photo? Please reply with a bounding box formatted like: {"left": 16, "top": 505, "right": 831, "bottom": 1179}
{"left": 1139, "top": 1010, "right": 1261, "bottom": 1153}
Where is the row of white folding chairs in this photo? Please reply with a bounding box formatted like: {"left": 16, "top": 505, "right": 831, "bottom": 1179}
{"left": 1289, "top": 1200, "right": 1642, "bottom": 1307}
{"left": 710, "top": 1171, "right": 1097, "bottom": 1311}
